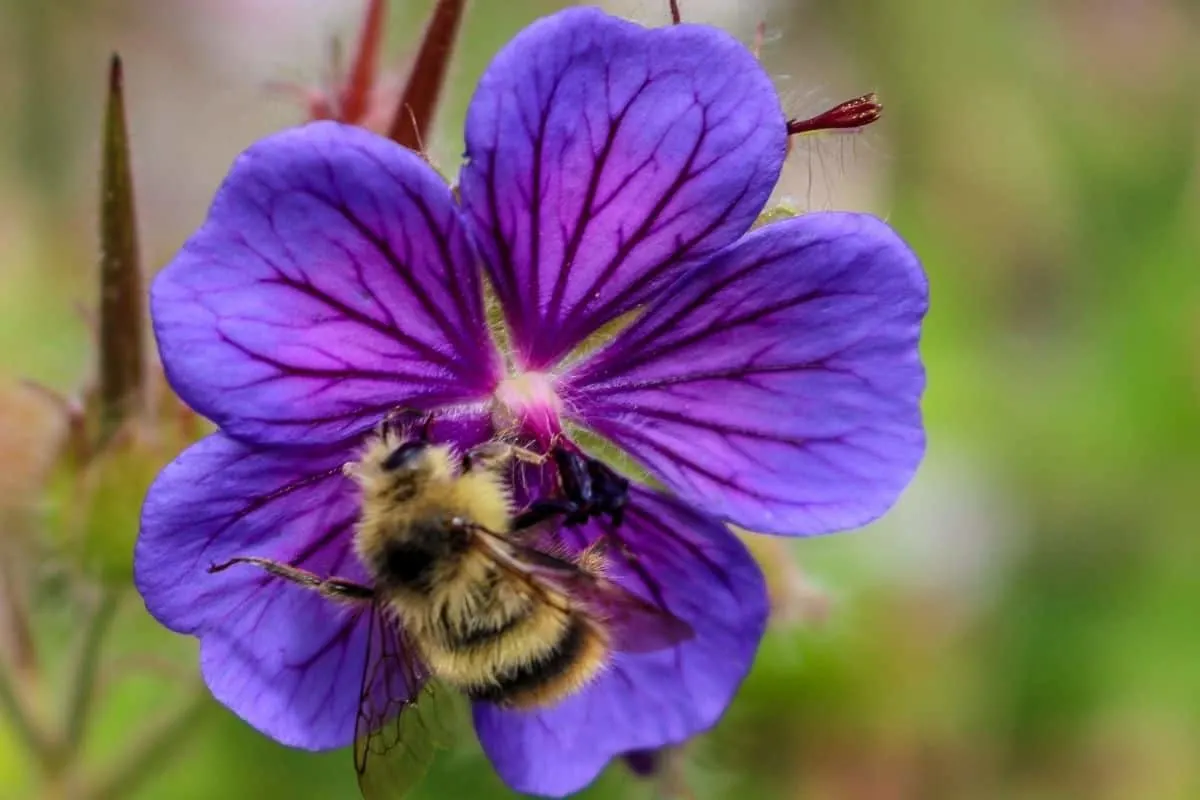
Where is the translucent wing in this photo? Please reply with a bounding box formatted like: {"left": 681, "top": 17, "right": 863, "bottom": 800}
{"left": 546, "top": 556, "right": 694, "bottom": 653}
{"left": 468, "top": 526, "right": 694, "bottom": 654}
{"left": 353, "top": 600, "right": 460, "bottom": 800}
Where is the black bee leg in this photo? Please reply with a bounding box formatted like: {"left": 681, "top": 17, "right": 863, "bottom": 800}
{"left": 606, "top": 504, "right": 626, "bottom": 528}
{"left": 207, "top": 557, "right": 374, "bottom": 602}
{"left": 461, "top": 442, "right": 504, "bottom": 473}
{"left": 586, "top": 458, "right": 629, "bottom": 527}
{"left": 552, "top": 448, "right": 595, "bottom": 509}
{"left": 460, "top": 442, "right": 545, "bottom": 473}
{"left": 508, "top": 445, "right": 548, "bottom": 466}
{"left": 547, "top": 445, "right": 629, "bottom": 527}
{"left": 511, "top": 499, "right": 581, "bottom": 533}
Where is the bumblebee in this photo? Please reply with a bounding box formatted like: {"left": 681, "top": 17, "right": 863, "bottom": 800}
{"left": 209, "top": 416, "right": 689, "bottom": 797}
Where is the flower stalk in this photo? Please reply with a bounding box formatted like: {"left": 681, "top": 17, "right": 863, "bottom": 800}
{"left": 0, "top": 535, "right": 38, "bottom": 677}
{"left": 61, "top": 587, "right": 121, "bottom": 754}
{"left": 337, "top": 0, "right": 386, "bottom": 123}
{"left": 387, "top": 0, "right": 466, "bottom": 152}
{"left": 0, "top": 657, "right": 54, "bottom": 768}
{"left": 84, "top": 685, "right": 210, "bottom": 800}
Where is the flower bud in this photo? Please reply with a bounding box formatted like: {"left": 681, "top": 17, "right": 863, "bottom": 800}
{"left": 95, "top": 54, "right": 147, "bottom": 448}
{"left": 754, "top": 200, "right": 800, "bottom": 229}
{"left": 43, "top": 421, "right": 185, "bottom": 585}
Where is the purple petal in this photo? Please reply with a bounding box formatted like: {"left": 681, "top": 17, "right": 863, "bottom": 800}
{"left": 472, "top": 486, "right": 767, "bottom": 797}
{"left": 459, "top": 7, "right": 785, "bottom": 370}
{"left": 565, "top": 213, "right": 929, "bottom": 535}
{"left": 135, "top": 433, "right": 378, "bottom": 749}
{"left": 152, "top": 121, "right": 501, "bottom": 446}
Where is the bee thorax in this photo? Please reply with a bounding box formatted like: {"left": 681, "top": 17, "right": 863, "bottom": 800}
{"left": 367, "top": 518, "right": 470, "bottom": 591}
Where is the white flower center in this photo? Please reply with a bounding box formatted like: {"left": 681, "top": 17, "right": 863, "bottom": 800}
{"left": 492, "top": 372, "right": 563, "bottom": 443}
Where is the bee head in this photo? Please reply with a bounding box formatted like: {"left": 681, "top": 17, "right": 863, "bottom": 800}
{"left": 346, "top": 433, "right": 457, "bottom": 498}
{"left": 378, "top": 440, "right": 458, "bottom": 486}
{"left": 381, "top": 440, "right": 430, "bottom": 473}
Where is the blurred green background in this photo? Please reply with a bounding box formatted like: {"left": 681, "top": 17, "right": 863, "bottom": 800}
{"left": 1, "top": 0, "right": 1198, "bottom": 798}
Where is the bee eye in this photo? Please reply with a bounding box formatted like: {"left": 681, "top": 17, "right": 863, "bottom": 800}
{"left": 381, "top": 441, "right": 428, "bottom": 472}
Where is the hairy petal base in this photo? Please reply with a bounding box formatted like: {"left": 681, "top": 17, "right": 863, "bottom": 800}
{"left": 152, "top": 122, "right": 501, "bottom": 446}
{"left": 460, "top": 7, "right": 786, "bottom": 369}
{"left": 566, "top": 213, "right": 929, "bottom": 535}
{"left": 472, "top": 487, "right": 767, "bottom": 796}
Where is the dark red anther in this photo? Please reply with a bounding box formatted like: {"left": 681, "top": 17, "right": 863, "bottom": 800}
{"left": 787, "top": 92, "right": 882, "bottom": 137}
{"left": 668, "top": 0, "right": 682, "bottom": 24}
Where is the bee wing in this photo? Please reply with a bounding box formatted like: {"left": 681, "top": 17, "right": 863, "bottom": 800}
{"left": 554, "top": 567, "right": 695, "bottom": 654}
{"left": 468, "top": 526, "right": 694, "bottom": 654}
{"left": 353, "top": 600, "right": 460, "bottom": 800}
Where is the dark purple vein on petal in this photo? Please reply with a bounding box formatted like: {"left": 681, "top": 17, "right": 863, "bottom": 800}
{"left": 214, "top": 334, "right": 441, "bottom": 389}
{"left": 302, "top": 189, "right": 469, "bottom": 362}
{"left": 564, "top": 181, "right": 752, "bottom": 351}
{"left": 582, "top": 252, "right": 821, "bottom": 377}
{"left": 580, "top": 358, "right": 870, "bottom": 395}
{"left": 349, "top": 146, "right": 490, "bottom": 363}
{"left": 586, "top": 292, "right": 863, "bottom": 385}
{"left": 624, "top": 504, "right": 739, "bottom": 597}
{"left": 526, "top": 68, "right": 565, "bottom": 338}
{"left": 327, "top": 238, "right": 405, "bottom": 335}
{"left": 563, "top": 101, "right": 709, "bottom": 324}
{"left": 608, "top": 427, "right": 808, "bottom": 505}
{"left": 194, "top": 465, "right": 347, "bottom": 565}
{"left": 543, "top": 73, "right": 655, "bottom": 329}
{"left": 229, "top": 231, "right": 457, "bottom": 370}
{"left": 619, "top": 420, "right": 896, "bottom": 497}
{"left": 234, "top": 400, "right": 422, "bottom": 428}
{"left": 482, "top": 145, "right": 523, "bottom": 338}
{"left": 397, "top": 183, "right": 487, "bottom": 357}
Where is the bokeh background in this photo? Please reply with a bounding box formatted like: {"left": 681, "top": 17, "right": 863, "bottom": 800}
{"left": 1, "top": 0, "right": 1197, "bottom": 798}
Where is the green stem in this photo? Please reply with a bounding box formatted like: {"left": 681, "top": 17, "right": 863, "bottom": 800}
{"left": 62, "top": 588, "right": 121, "bottom": 754}
{"left": 83, "top": 686, "right": 209, "bottom": 800}
{"left": 0, "top": 657, "right": 54, "bottom": 767}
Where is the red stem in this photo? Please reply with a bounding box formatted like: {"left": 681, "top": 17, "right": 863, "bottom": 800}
{"left": 387, "top": 0, "right": 467, "bottom": 152}
{"left": 338, "top": 0, "right": 387, "bottom": 122}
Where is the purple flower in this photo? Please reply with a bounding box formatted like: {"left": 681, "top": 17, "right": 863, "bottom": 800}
{"left": 135, "top": 7, "right": 927, "bottom": 797}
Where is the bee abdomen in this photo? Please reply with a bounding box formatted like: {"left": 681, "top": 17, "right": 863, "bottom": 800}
{"left": 443, "top": 607, "right": 531, "bottom": 648}
{"left": 465, "top": 615, "right": 609, "bottom": 709}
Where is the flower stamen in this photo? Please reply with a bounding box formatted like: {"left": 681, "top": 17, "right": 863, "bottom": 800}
{"left": 787, "top": 92, "right": 882, "bottom": 137}
{"left": 493, "top": 372, "right": 564, "bottom": 445}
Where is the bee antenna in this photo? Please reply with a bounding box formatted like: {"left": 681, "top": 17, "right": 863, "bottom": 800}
{"left": 418, "top": 412, "right": 435, "bottom": 442}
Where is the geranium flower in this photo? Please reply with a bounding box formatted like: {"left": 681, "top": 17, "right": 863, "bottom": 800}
{"left": 135, "top": 7, "right": 927, "bottom": 797}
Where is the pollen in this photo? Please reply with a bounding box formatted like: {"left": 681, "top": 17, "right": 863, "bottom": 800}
{"left": 493, "top": 372, "right": 564, "bottom": 443}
